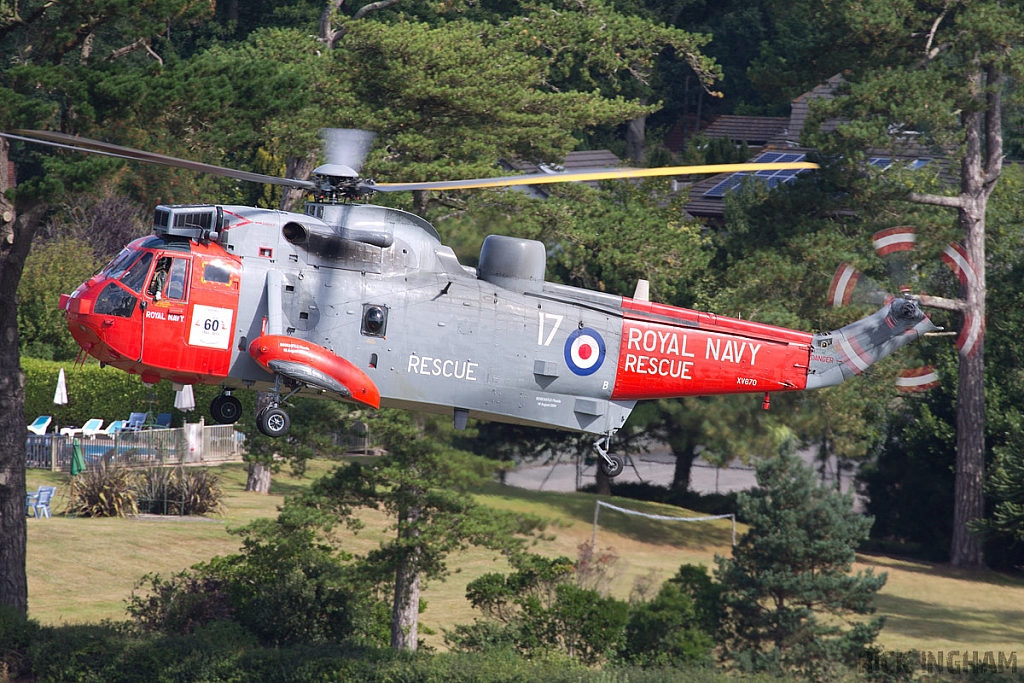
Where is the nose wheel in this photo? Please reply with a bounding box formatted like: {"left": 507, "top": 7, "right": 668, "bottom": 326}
{"left": 594, "top": 434, "right": 624, "bottom": 478}
{"left": 210, "top": 393, "right": 242, "bottom": 424}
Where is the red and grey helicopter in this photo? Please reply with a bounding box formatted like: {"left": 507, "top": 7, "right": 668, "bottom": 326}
{"left": 3, "top": 129, "right": 936, "bottom": 476}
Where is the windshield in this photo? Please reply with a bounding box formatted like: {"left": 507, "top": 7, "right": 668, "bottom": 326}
{"left": 102, "top": 248, "right": 140, "bottom": 280}
{"left": 120, "top": 252, "right": 153, "bottom": 293}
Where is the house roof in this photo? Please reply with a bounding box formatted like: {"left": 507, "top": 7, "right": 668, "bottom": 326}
{"left": 702, "top": 115, "right": 789, "bottom": 146}
{"left": 505, "top": 149, "right": 623, "bottom": 175}
{"left": 502, "top": 150, "right": 624, "bottom": 196}
{"left": 777, "top": 72, "right": 846, "bottom": 145}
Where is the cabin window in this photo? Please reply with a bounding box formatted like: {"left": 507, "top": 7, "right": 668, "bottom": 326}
{"left": 361, "top": 304, "right": 388, "bottom": 337}
{"left": 201, "top": 261, "right": 233, "bottom": 285}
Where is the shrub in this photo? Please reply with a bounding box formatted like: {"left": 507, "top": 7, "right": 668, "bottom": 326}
{"left": 452, "top": 553, "right": 629, "bottom": 664}
{"left": 136, "top": 467, "right": 225, "bottom": 516}
{"left": 619, "top": 581, "right": 714, "bottom": 666}
{"left": 0, "top": 605, "right": 40, "bottom": 680}
{"left": 127, "top": 521, "right": 385, "bottom": 648}
{"left": 66, "top": 464, "right": 138, "bottom": 517}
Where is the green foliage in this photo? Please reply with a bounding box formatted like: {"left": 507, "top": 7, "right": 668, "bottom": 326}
{"left": 128, "top": 519, "right": 383, "bottom": 648}
{"left": 294, "top": 411, "right": 544, "bottom": 585}
{"left": 65, "top": 464, "right": 139, "bottom": 518}
{"left": 715, "top": 449, "right": 887, "bottom": 677}
{"left": 455, "top": 556, "right": 722, "bottom": 667}
{"left": 0, "top": 605, "right": 40, "bottom": 680}
{"left": 17, "top": 237, "right": 103, "bottom": 361}
{"left": 135, "top": 467, "right": 225, "bottom": 516}
{"left": 452, "top": 552, "right": 632, "bottom": 664}
{"left": 454, "top": 552, "right": 630, "bottom": 663}
{"left": 620, "top": 581, "right": 713, "bottom": 666}
{"left": 17, "top": 619, "right": 748, "bottom": 683}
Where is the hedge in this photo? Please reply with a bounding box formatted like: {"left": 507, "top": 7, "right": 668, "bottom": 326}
{"left": 22, "top": 357, "right": 255, "bottom": 430}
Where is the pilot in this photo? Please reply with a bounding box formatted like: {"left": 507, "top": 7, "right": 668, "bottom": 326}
{"left": 148, "top": 257, "right": 172, "bottom": 300}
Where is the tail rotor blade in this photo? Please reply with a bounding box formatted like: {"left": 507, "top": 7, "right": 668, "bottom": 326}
{"left": 896, "top": 366, "right": 940, "bottom": 393}
{"left": 873, "top": 226, "right": 917, "bottom": 293}
{"left": 828, "top": 264, "right": 890, "bottom": 307}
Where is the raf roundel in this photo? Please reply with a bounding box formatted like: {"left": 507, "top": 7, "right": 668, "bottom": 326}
{"left": 564, "top": 328, "right": 606, "bottom": 376}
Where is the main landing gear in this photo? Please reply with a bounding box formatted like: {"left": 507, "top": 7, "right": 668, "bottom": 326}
{"left": 255, "top": 377, "right": 302, "bottom": 438}
{"left": 593, "top": 433, "right": 624, "bottom": 478}
{"left": 210, "top": 392, "right": 243, "bottom": 424}
{"left": 209, "top": 380, "right": 297, "bottom": 438}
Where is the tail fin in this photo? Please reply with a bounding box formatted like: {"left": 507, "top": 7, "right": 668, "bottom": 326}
{"left": 806, "top": 298, "right": 937, "bottom": 390}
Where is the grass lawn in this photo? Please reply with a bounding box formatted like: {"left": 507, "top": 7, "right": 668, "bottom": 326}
{"left": 26, "top": 462, "right": 1024, "bottom": 653}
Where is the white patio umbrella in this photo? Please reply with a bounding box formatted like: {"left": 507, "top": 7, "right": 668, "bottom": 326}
{"left": 53, "top": 368, "right": 68, "bottom": 406}
{"left": 174, "top": 384, "right": 196, "bottom": 412}
{"left": 53, "top": 367, "right": 69, "bottom": 434}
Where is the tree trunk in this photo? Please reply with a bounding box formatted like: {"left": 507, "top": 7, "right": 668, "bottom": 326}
{"left": 950, "top": 191, "right": 988, "bottom": 568}
{"left": 670, "top": 442, "right": 697, "bottom": 491}
{"left": 0, "top": 138, "right": 36, "bottom": 613}
{"left": 246, "top": 462, "right": 272, "bottom": 494}
{"left": 948, "top": 67, "right": 996, "bottom": 568}
{"left": 594, "top": 467, "right": 611, "bottom": 495}
{"left": 246, "top": 390, "right": 274, "bottom": 493}
{"left": 391, "top": 502, "right": 421, "bottom": 650}
{"left": 625, "top": 113, "right": 647, "bottom": 165}
{"left": 281, "top": 151, "right": 318, "bottom": 212}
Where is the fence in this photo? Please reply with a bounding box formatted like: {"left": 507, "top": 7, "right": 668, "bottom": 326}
{"left": 27, "top": 423, "right": 245, "bottom": 472}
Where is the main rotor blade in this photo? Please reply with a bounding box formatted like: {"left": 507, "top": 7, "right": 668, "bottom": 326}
{"left": 371, "top": 161, "right": 819, "bottom": 192}
{"left": 5, "top": 130, "right": 315, "bottom": 190}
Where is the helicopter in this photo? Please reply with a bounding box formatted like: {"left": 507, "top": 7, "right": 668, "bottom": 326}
{"left": 3, "top": 128, "right": 937, "bottom": 477}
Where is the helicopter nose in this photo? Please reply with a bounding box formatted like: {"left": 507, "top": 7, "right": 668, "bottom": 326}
{"left": 62, "top": 280, "right": 132, "bottom": 363}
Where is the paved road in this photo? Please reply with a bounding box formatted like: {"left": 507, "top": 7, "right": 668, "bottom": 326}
{"left": 504, "top": 445, "right": 860, "bottom": 500}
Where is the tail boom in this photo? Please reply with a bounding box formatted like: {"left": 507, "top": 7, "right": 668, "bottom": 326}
{"left": 608, "top": 298, "right": 934, "bottom": 400}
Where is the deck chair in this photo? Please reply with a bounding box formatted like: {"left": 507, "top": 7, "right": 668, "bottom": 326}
{"left": 60, "top": 418, "right": 104, "bottom": 437}
{"left": 26, "top": 486, "right": 57, "bottom": 519}
{"left": 124, "top": 412, "right": 149, "bottom": 431}
{"left": 27, "top": 416, "right": 52, "bottom": 435}
{"left": 104, "top": 420, "right": 126, "bottom": 435}
{"left": 155, "top": 413, "right": 172, "bottom": 428}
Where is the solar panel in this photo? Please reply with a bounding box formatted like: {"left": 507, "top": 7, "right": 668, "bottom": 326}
{"left": 702, "top": 151, "right": 808, "bottom": 198}
{"left": 704, "top": 173, "right": 749, "bottom": 198}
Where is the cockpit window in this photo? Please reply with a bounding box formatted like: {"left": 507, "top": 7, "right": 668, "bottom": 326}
{"left": 102, "top": 249, "right": 139, "bottom": 280}
{"left": 147, "top": 256, "right": 189, "bottom": 301}
{"left": 93, "top": 283, "right": 138, "bottom": 318}
{"left": 120, "top": 252, "right": 153, "bottom": 293}
{"left": 148, "top": 256, "right": 172, "bottom": 299}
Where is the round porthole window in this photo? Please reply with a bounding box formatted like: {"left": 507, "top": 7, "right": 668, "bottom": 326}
{"left": 362, "top": 304, "right": 388, "bottom": 337}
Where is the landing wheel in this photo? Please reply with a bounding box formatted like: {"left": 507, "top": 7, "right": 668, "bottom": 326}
{"left": 257, "top": 406, "right": 291, "bottom": 438}
{"left": 210, "top": 394, "right": 243, "bottom": 424}
{"left": 599, "top": 455, "right": 624, "bottom": 478}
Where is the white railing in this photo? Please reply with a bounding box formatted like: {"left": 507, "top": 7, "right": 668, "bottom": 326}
{"left": 26, "top": 423, "right": 245, "bottom": 472}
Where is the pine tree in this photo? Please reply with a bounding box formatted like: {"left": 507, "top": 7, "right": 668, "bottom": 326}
{"left": 715, "top": 433, "right": 887, "bottom": 676}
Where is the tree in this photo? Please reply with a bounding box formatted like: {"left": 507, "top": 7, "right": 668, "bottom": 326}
{"left": 715, "top": 434, "right": 887, "bottom": 676}
{"left": 0, "top": 0, "right": 215, "bottom": 614}
{"left": 292, "top": 411, "right": 541, "bottom": 650}
{"left": 810, "top": 0, "right": 1024, "bottom": 568}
